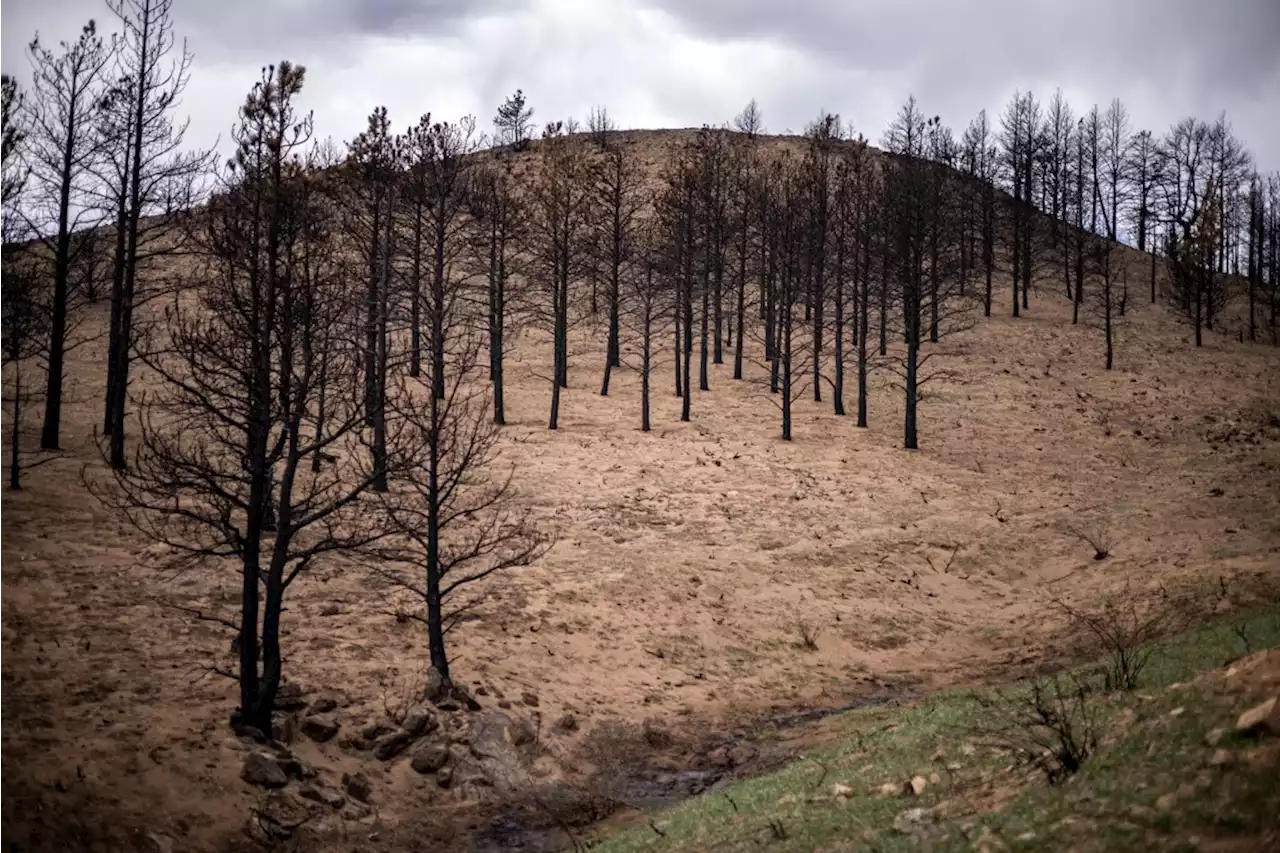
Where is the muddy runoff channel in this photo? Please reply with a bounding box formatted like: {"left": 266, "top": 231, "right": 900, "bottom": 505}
{"left": 467, "top": 692, "right": 900, "bottom": 852}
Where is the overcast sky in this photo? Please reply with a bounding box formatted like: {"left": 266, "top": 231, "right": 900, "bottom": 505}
{"left": 3, "top": 0, "right": 1278, "bottom": 170}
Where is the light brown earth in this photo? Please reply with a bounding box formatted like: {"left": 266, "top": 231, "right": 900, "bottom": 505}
{"left": 3, "top": 242, "right": 1279, "bottom": 851}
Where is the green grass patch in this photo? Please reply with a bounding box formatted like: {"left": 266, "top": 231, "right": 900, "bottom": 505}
{"left": 592, "top": 607, "right": 1280, "bottom": 853}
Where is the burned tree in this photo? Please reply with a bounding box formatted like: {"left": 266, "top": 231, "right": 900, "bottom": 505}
{"left": 526, "top": 121, "right": 596, "bottom": 429}
{"left": 377, "top": 289, "right": 549, "bottom": 686}
{"left": 619, "top": 224, "right": 677, "bottom": 432}
{"left": 593, "top": 137, "right": 645, "bottom": 397}
{"left": 22, "top": 21, "right": 111, "bottom": 451}
{"left": 469, "top": 154, "right": 526, "bottom": 424}
{"left": 96, "top": 64, "right": 406, "bottom": 732}
{"left": 102, "top": 0, "right": 212, "bottom": 470}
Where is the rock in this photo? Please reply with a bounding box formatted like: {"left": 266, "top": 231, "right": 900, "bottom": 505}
{"left": 904, "top": 776, "right": 928, "bottom": 796}
{"left": 1204, "top": 728, "right": 1227, "bottom": 747}
{"left": 275, "top": 682, "right": 308, "bottom": 710}
{"left": 453, "top": 686, "right": 484, "bottom": 712}
{"left": 403, "top": 706, "right": 439, "bottom": 738}
{"left": 341, "top": 772, "right": 372, "bottom": 803}
{"left": 1208, "top": 748, "right": 1235, "bottom": 767}
{"left": 301, "top": 715, "right": 340, "bottom": 743}
{"left": 436, "top": 699, "right": 462, "bottom": 712}
{"left": 372, "top": 729, "right": 415, "bottom": 760}
{"left": 142, "top": 832, "right": 175, "bottom": 853}
{"left": 359, "top": 721, "right": 393, "bottom": 741}
{"left": 470, "top": 712, "right": 515, "bottom": 760}
{"left": 509, "top": 717, "right": 536, "bottom": 747}
{"left": 521, "top": 691, "right": 540, "bottom": 707}
{"left": 875, "top": 782, "right": 900, "bottom": 797}
{"left": 553, "top": 714, "right": 578, "bottom": 733}
{"left": 929, "top": 772, "right": 941, "bottom": 786}
{"left": 1236, "top": 697, "right": 1279, "bottom": 737}
{"left": 707, "top": 746, "right": 732, "bottom": 769}
{"left": 424, "top": 667, "right": 447, "bottom": 703}
{"left": 234, "top": 725, "right": 269, "bottom": 744}
{"left": 319, "top": 602, "right": 341, "bottom": 616}
{"left": 272, "top": 714, "right": 297, "bottom": 745}
{"left": 1170, "top": 707, "right": 1186, "bottom": 717}
{"left": 276, "top": 753, "right": 316, "bottom": 781}
{"left": 1156, "top": 793, "right": 1178, "bottom": 811}
{"left": 832, "top": 782, "right": 854, "bottom": 798}
{"left": 338, "top": 730, "right": 369, "bottom": 751}
{"left": 893, "top": 807, "right": 933, "bottom": 835}
{"left": 436, "top": 766, "right": 453, "bottom": 788}
{"left": 297, "top": 784, "right": 345, "bottom": 810}
{"left": 307, "top": 696, "right": 339, "bottom": 715}
{"left": 411, "top": 743, "right": 451, "bottom": 774}
{"left": 960, "top": 743, "right": 976, "bottom": 757}
{"left": 1016, "top": 831, "right": 1036, "bottom": 842}
{"left": 728, "top": 744, "right": 757, "bottom": 767}
{"left": 497, "top": 700, "right": 512, "bottom": 710}
{"left": 341, "top": 801, "right": 372, "bottom": 822}
{"left": 241, "top": 752, "right": 288, "bottom": 788}
{"left": 642, "top": 719, "right": 670, "bottom": 749}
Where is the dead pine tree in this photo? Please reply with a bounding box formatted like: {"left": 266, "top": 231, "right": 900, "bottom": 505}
{"left": 340, "top": 106, "right": 400, "bottom": 489}
{"left": 619, "top": 223, "right": 677, "bottom": 432}
{"left": 376, "top": 286, "right": 550, "bottom": 686}
{"left": 592, "top": 136, "right": 645, "bottom": 397}
{"left": 655, "top": 145, "right": 701, "bottom": 419}
{"left": 21, "top": 20, "right": 111, "bottom": 451}
{"left": 527, "top": 120, "right": 596, "bottom": 429}
{"left": 101, "top": 0, "right": 213, "bottom": 469}
{"left": 94, "top": 64, "right": 408, "bottom": 732}
{"left": 468, "top": 154, "right": 526, "bottom": 424}
{"left": 2, "top": 258, "right": 59, "bottom": 489}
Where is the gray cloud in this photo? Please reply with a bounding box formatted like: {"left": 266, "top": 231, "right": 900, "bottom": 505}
{"left": 2, "top": 0, "right": 1278, "bottom": 170}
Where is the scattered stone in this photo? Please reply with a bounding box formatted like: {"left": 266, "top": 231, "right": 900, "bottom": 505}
{"left": 497, "top": 700, "right": 512, "bottom": 710}
{"left": 929, "top": 772, "right": 941, "bottom": 785}
{"left": 234, "top": 725, "right": 269, "bottom": 744}
{"left": 411, "top": 743, "right": 451, "bottom": 774}
{"left": 874, "top": 782, "right": 899, "bottom": 797}
{"left": 553, "top": 714, "right": 577, "bottom": 733}
{"left": 1208, "top": 749, "right": 1235, "bottom": 767}
{"left": 272, "top": 714, "right": 296, "bottom": 745}
{"left": 521, "top": 691, "right": 540, "bottom": 708}
{"left": 424, "top": 667, "right": 447, "bottom": 703}
{"left": 1236, "top": 697, "right": 1279, "bottom": 737}
{"left": 359, "top": 721, "right": 393, "bottom": 742}
{"left": 275, "top": 683, "right": 308, "bottom": 710}
{"left": 960, "top": 743, "right": 976, "bottom": 757}
{"left": 403, "top": 706, "right": 438, "bottom": 738}
{"left": 1156, "top": 793, "right": 1177, "bottom": 811}
{"left": 832, "top": 783, "right": 854, "bottom": 798}
{"left": 319, "top": 603, "right": 341, "bottom": 617}
{"left": 1169, "top": 707, "right": 1186, "bottom": 717}
{"left": 453, "top": 686, "right": 484, "bottom": 712}
{"left": 341, "top": 801, "right": 372, "bottom": 822}
{"left": 436, "top": 699, "right": 462, "bottom": 713}
{"left": 142, "top": 832, "right": 175, "bottom": 853}
{"left": 297, "top": 784, "right": 345, "bottom": 810}
{"left": 904, "top": 776, "right": 928, "bottom": 796}
{"left": 436, "top": 766, "right": 454, "bottom": 788}
{"left": 893, "top": 807, "right": 933, "bottom": 835}
{"left": 1016, "top": 831, "right": 1036, "bottom": 842}
{"left": 469, "top": 712, "right": 515, "bottom": 760}
{"left": 338, "top": 731, "right": 368, "bottom": 752}
{"left": 707, "top": 746, "right": 732, "bottom": 769}
{"left": 509, "top": 717, "right": 536, "bottom": 747}
{"left": 372, "top": 729, "right": 415, "bottom": 760}
{"left": 341, "top": 772, "right": 372, "bottom": 803}
{"left": 276, "top": 752, "right": 316, "bottom": 781}
{"left": 241, "top": 753, "right": 288, "bottom": 788}
{"left": 301, "top": 715, "right": 340, "bottom": 743}
{"left": 307, "top": 696, "right": 339, "bottom": 715}
{"left": 1204, "top": 728, "right": 1227, "bottom": 747}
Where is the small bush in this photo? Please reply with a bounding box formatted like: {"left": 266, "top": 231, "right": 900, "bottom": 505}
{"left": 977, "top": 672, "right": 1101, "bottom": 784}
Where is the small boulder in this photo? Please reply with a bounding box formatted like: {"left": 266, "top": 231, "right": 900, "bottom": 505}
{"left": 424, "top": 667, "right": 448, "bottom": 703}
{"left": 241, "top": 753, "right": 288, "bottom": 788}
{"left": 372, "top": 729, "right": 415, "bottom": 760}
{"left": 728, "top": 743, "right": 757, "bottom": 767}
{"left": 307, "top": 696, "right": 339, "bottom": 715}
{"left": 359, "top": 721, "right": 393, "bottom": 742}
{"left": 341, "top": 772, "right": 372, "bottom": 803}
{"left": 272, "top": 714, "right": 297, "bottom": 745}
{"left": 832, "top": 782, "right": 854, "bottom": 798}
{"left": 521, "top": 691, "right": 540, "bottom": 708}
{"left": 234, "top": 725, "right": 269, "bottom": 744}
{"left": 509, "top": 717, "right": 536, "bottom": 747}
{"left": 1208, "top": 748, "right": 1235, "bottom": 767}
{"left": 904, "top": 776, "right": 928, "bottom": 796}
{"left": 275, "top": 683, "right": 308, "bottom": 710}
{"left": 436, "top": 698, "right": 462, "bottom": 713}
{"left": 1204, "top": 728, "right": 1227, "bottom": 747}
{"left": 403, "top": 706, "right": 438, "bottom": 738}
{"left": 553, "top": 714, "right": 578, "bottom": 733}
{"left": 319, "top": 602, "right": 341, "bottom": 617}
{"left": 1236, "top": 697, "right": 1279, "bottom": 737}
{"left": 893, "top": 807, "right": 933, "bottom": 835}
{"left": 874, "top": 782, "right": 900, "bottom": 797}
{"left": 436, "top": 766, "right": 454, "bottom": 789}
{"left": 297, "top": 784, "right": 345, "bottom": 810}
{"left": 411, "top": 743, "right": 451, "bottom": 774}
{"left": 706, "top": 746, "right": 732, "bottom": 769}
{"left": 301, "top": 715, "right": 340, "bottom": 743}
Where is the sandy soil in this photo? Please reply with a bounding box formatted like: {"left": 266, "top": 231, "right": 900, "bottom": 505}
{"left": 3, "top": 252, "right": 1279, "bottom": 851}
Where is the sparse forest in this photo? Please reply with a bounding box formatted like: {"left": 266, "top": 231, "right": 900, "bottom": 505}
{"left": 3, "top": 4, "right": 1280, "bottom": 851}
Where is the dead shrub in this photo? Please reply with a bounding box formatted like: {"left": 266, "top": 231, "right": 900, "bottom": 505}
{"left": 976, "top": 671, "right": 1101, "bottom": 784}
{"left": 795, "top": 620, "right": 822, "bottom": 652}
{"left": 1064, "top": 520, "right": 1112, "bottom": 560}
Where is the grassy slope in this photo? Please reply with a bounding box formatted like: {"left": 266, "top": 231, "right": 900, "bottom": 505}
{"left": 594, "top": 608, "right": 1280, "bottom": 853}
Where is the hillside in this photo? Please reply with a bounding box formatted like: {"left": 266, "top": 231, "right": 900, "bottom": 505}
{"left": 3, "top": 127, "right": 1280, "bottom": 852}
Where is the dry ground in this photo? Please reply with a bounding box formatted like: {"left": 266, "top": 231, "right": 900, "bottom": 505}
{"left": 3, "top": 272, "right": 1279, "bottom": 850}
